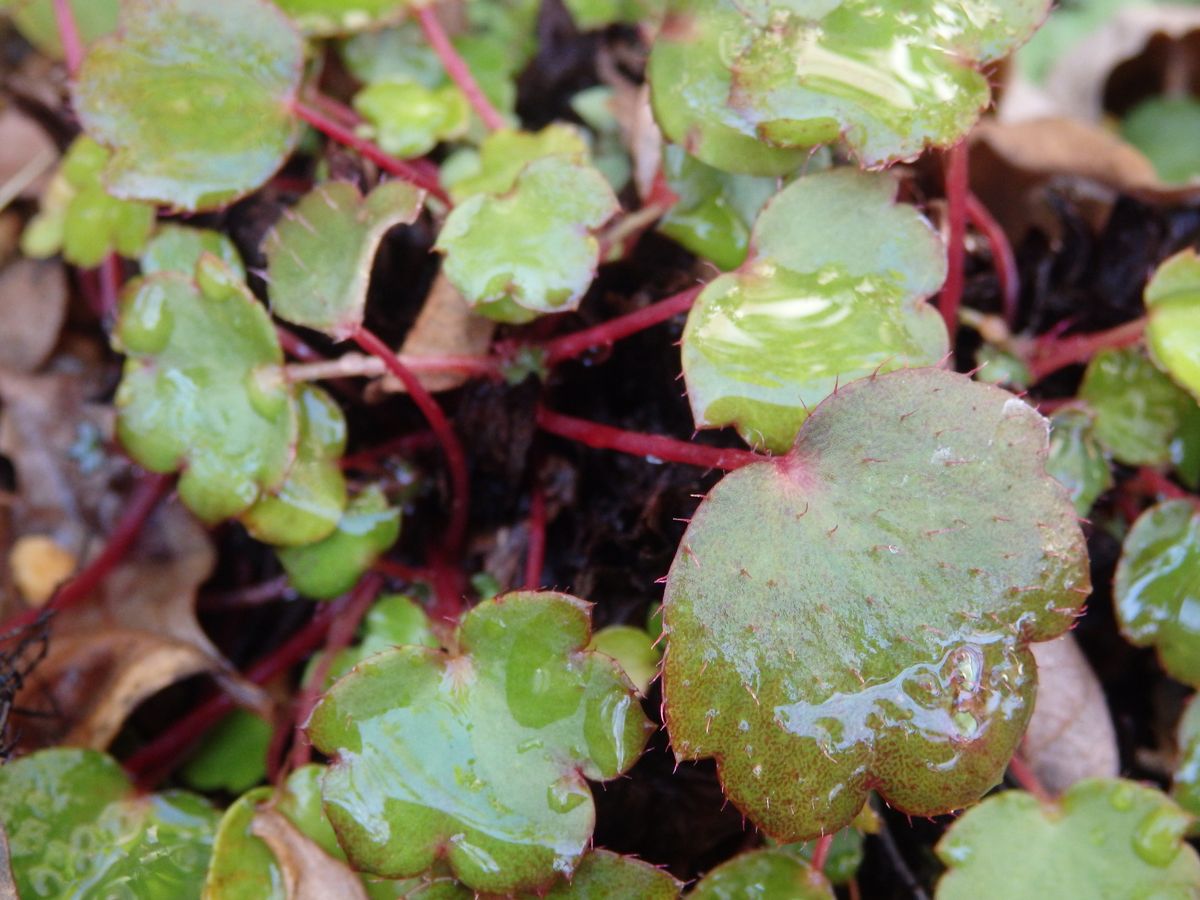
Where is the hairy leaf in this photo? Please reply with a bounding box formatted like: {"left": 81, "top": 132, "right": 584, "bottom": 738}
{"left": 691, "top": 849, "right": 833, "bottom": 899}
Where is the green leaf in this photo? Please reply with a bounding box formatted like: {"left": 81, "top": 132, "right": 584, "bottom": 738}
{"left": 5, "top": 0, "right": 117, "bottom": 59}
{"left": 276, "top": 485, "right": 400, "bottom": 599}
{"left": 319, "top": 593, "right": 441, "bottom": 688}
{"left": 339, "top": 22, "right": 443, "bottom": 86}
{"left": 540, "top": 850, "right": 681, "bottom": 897}
{"left": 682, "top": 169, "right": 948, "bottom": 452}
{"left": 570, "top": 87, "right": 632, "bottom": 193}
{"left": 113, "top": 256, "right": 297, "bottom": 523}
{"left": 1080, "top": 347, "right": 1196, "bottom": 467}
{"left": 1115, "top": 500, "right": 1200, "bottom": 688}
{"left": 307, "top": 591, "right": 654, "bottom": 893}
{"left": 241, "top": 384, "right": 348, "bottom": 547}
{"left": 974, "top": 344, "right": 1032, "bottom": 390}
{"left": 266, "top": 180, "right": 425, "bottom": 340}
{"left": 73, "top": 0, "right": 304, "bottom": 211}
{"left": 1175, "top": 402, "right": 1200, "bottom": 491}
{"left": 1046, "top": 408, "right": 1113, "bottom": 516}
{"left": 141, "top": 224, "right": 246, "bottom": 280}
{"left": 648, "top": 0, "right": 1047, "bottom": 173}
{"left": 1013, "top": 0, "right": 1130, "bottom": 84}
{"left": 181, "top": 709, "right": 271, "bottom": 794}
{"left": 22, "top": 136, "right": 156, "bottom": 268}
{"left": 1121, "top": 96, "right": 1200, "bottom": 185}
{"left": 690, "top": 849, "right": 833, "bottom": 899}
{"left": 657, "top": 143, "right": 779, "bottom": 271}
{"left": 1173, "top": 695, "right": 1200, "bottom": 824}
{"left": 562, "top": 0, "right": 661, "bottom": 29}
{"left": 589, "top": 624, "right": 661, "bottom": 695}
{"left": 353, "top": 81, "right": 470, "bottom": 159}
{"left": 273, "top": 0, "right": 409, "bottom": 35}
{"left": 0, "top": 748, "right": 217, "bottom": 899}
{"left": 1145, "top": 250, "right": 1200, "bottom": 401}
{"left": 663, "top": 368, "right": 1089, "bottom": 839}
{"left": 782, "top": 827, "right": 864, "bottom": 886}
{"left": 202, "top": 786, "right": 279, "bottom": 900}
{"left": 436, "top": 156, "right": 619, "bottom": 324}
{"left": 936, "top": 778, "right": 1200, "bottom": 898}
{"left": 443, "top": 125, "right": 591, "bottom": 202}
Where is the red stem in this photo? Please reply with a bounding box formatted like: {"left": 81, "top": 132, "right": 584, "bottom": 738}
{"left": 125, "top": 591, "right": 353, "bottom": 787}
{"left": 426, "top": 547, "right": 467, "bottom": 625}
{"left": 1008, "top": 752, "right": 1053, "bottom": 804}
{"left": 199, "top": 574, "right": 292, "bottom": 612}
{"left": 543, "top": 286, "right": 702, "bottom": 365}
{"left": 373, "top": 558, "right": 434, "bottom": 583}
{"left": 275, "top": 324, "right": 326, "bottom": 363}
{"left": 524, "top": 477, "right": 546, "bottom": 590}
{"left": 51, "top": 0, "right": 84, "bottom": 77}
{"left": 536, "top": 407, "right": 763, "bottom": 471}
{"left": 341, "top": 430, "right": 438, "bottom": 470}
{"left": 353, "top": 328, "right": 469, "bottom": 556}
{"left": 415, "top": 6, "right": 506, "bottom": 132}
{"left": 291, "top": 101, "right": 451, "bottom": 205}
{"left": 810, "top": 834, "right": 834, "bottom": 873}
{"left": 286, "top": 573, "right": 382, "bottom": 773}
{"left": 965, "top": 193, "right": 1019, "bottom": 328}
{"left": 1, "top": 472, "right": 172, "bottom": 635}
{"left": 1126, "top": 468, "right": 1200, "bottom": 510}
{"left": 98, "top": 254, "right": 122, "bottom": 320}
{"left": 304, "top": 91, "right": 362, "bottom": 130}
{"left": 1027, "top": 318, "right": 1146, "bottom": 381}
{"left": 939, "top": 140, "right": 969, "bottom": 339}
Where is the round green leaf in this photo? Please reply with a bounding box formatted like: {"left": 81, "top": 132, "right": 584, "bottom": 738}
{"left": 682, "top": 169, "right": 948, "bottom": 452}
{"left": 181, "top": 708, "right": 271, "bottom": 794}
{"left": 113, "top": 256, "right": 297, "bottom": 523}
{"left": 273, "top": 0, "right": 409, "bottom": 34}
{"left": 0, "top": 748, "right": 217, "bottom": 899}
{"left": 691, "top": 849, "right": 833, "bottom": 899}
{"left": 241, "top": 385, "right": 348, "bottom": 547}
{"left": 307, "top": 591, "right": 654, "bottom": 893}
{"left": 435, "top": 157, "right": 619, "bottom": 324}
{"left": 354, "top": 81, "right": 470, "bottom": 160}
{"left": 1046, "top": 408, "right": 1113, "bottom": 516}
{"left": 936, "top": 778, "right": 1200, "bottom": 898}
{"left": 1121, "top": 96, "right": 1200, "bottom": 186}
{"left": 649, "top": 0, "right": 1048, "bottom": 173}
{"left": 266, "top": 180, "right": 425, "bottom": 340}
{"left": 1115, "top": 500, "right": 1200, "bottom": 688}
{"left": 73, "top": 0, "right": 304, "bottom": 212}
{"left": 1080, "top": 347, "right": 1196, "bottom": 467}
{"left": 663, "top": 368, "right": 1089, "bottom": 840}
{"left": 589, "top": 624, "right": 661, "bottom": 695}
{"left": 141, "top": 224, "right": 246, "bottom": 280}
{"left": 276, "top": 484, "right": 401, "bottom": 599}
{"left": 1145, "top": 250, "right": 1200, "bottom": 402}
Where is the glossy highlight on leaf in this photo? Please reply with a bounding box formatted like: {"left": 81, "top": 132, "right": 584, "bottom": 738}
{"left": 540, "top": 849, "right": 681, "bottom": 898}
{"left": 1145, "top": 250, "right": 1200, "bottom": 401}
{"left": 266, "top": 180, "right": 425, "bottom": 340}
{"left": 1046, "top": 408, "right": 1113, "bottom": 516}
{"left": 307, "top": 591, "right": 654, "bottom": 893}
{"left": 682, "top": 169, "right": 948, "bottom": 452}
{"left": 443, "top": 124, "right": 591, "bottom": 202}
{"left": 663, "top": 368, "right": 1089, "bottom": 839}
{"left": 1115, "top": 500, "right": 1200, "bottom": 688}
{"left": 73, "top": 0, "right": 304, "bottom": 211}
{"left": 936, "top": 778, "right": 1200, "bottom": 898}
{"left": 354, "top": 80, "right": 470, "bottom": 160}
{"left": 113, "top": 256, "right": 297, "bottom": 523}
{"left": 648, "top": 0, "right": 1048, "bottom": 172}
{"left": 691, "top": 848, "right": 833, "bottom": 899}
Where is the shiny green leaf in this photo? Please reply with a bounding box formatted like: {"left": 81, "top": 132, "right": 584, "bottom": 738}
{"left": 1173, "top": 695, "right": 1200, "bottom": 824}
{"left": 663, "top": 368, "right": 1089, "bottom": 839}
{"left": 589, "top": 624, "right": 661, "bottom": 695}
{"left": 273, "top": 0, "right": 409, "bottom": 35}
{"left": 682, "top": 169, "right": 947, "bottom": 452}
{"left": 353, "top": 81, "right": 470, "bottom": 159}
{"left": 319, "top": 593, "right": 440, "bottom": 688}
{"left": 0, "top": 748, "right": 217, "bottom": 899}
{"left": 181, "top": 709, "right": 271, "bottom": 794}
{"left": 443, "top": 125, "right": 591, "bottom": 202}
{"left": 1080, "top": 348, "right": 1196, "bottom": 467}
{"left": 276, "top": 485, "right": 400, "bottom": 600}
{"left": 266, "top": 180, "right": 424, "bottom": 340}
{"left": 936, "top": 778, "right": 1200, "bottom": 898}
{"left": 648, "top": 0, "right": 1047, "bottom": 173}
{"left": 1115, "top": 500, "right": 1200, "bottom": 688}
{"left": 1046, "top": 408, "right": 1113, "bottom": 516}
{"left": 141, "top": 224, "right": 245, "bottom": 280}
{"left": 1145, "top": 250, "right": 1200, "bottom": 401}
{"left": 202, "top": 787, "right": 279, "bottom": 900}
{"left": 308, "top": 591, "right": 654, "bottom": 893}
{"left": 73, "top": 0, "right": 304, "bottom": 211}
{"left": 113, "top": 256, "right": 297, "bottom": 523}
{"left": 691, "top": 849, "right": 833, "bottom": 899}
{"left": 436, "top": 157, "right": 618, "bottom": 324}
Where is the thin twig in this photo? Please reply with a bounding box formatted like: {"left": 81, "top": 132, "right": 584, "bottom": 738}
{"left": 1026, "top": 318, "right": 1146, "bottom": 381}
{"left": 543, "top": 286, "right": 702, "bottom": 365}
{"left": 415, "top": 6, "right": 506, "bottom": 132}
{"left": 965, "top": 193, "right": 1019, "bottom": 328}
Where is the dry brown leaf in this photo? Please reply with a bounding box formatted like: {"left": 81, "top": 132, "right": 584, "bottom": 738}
{"left": 1023, "top": 633, "right": 1119, "bottom": 795}
{"left": 9, "top": 534, "right": 76, "bottom": 605}
{"left": 373, "top": 272, "right": 495, "bottom": 395}
{"left": 0, "top": 108, "right": 56, "bottom": 209}
{"left": 251, "top": 808, "right": 368, "bottom": 900}
{"left": 0, "top": 258, "right": 67, "bottom": 372}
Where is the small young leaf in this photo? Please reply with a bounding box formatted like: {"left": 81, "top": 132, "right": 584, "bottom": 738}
{"left": 140, "top": 224, "right": 246, "bottom": 280}
{"left": 1080, "top": 347, "right": 1197, "bottom": 467}
{"left": 443, "top": 124, "right": 591, "bottom": 202}
{"left": 682, "top": 169, "right": 948, "bottom": 452}
{"left": 1115, "top": 500, "right": 1200, "bottom": 688}
{"left": 266, "top": 180, "right": 425, "bottom": 340}
{"left": 240, "top": 385, "right": 348, "bottom": 547}
{"left": 663, "top": 368, "right": 1089, "bottom": 840}
{"left": 1046, "top": 408, "right": 1113, "bottom": 516}
{"left": 307, "top": 591, "right": 654, "bottom": 893}
{"left": 316, "top": 593, "right": 440, "bottom": 689}
{"left": 0, "top": 748, "right": 217, "bottom": 899}
{"left": 691, "top": 849, "right": 833, "bottom": 899}
{"left": 113, "top": 256, "right": 297, "bottom": 523}
{"left": 649, "top": 0, "right": 1048, "bottom": 173}
{"left": 273, "top": 0, "right": 409, "bottom": 35}
{"left": 181, "top": 709, "right": 271, "bottom": 794}
{"left": 436, "top": 157, "right": 619, "bottom": 324}
{"left": 1145, "top": 250, "right": 1200, "bottom": 401}
{"left": 936, "top": 779, "right": 1200, "bottom": 897}
{"left": 589, "top": 624, "right": 661, "bottom": 695}
{"left": 276, "top": 485, "right": 400, "bottom": 599}
{"left": 354, "top": 81, "right": 470, "bottom": 160}
{"left": 73, "top": 0, "right": 304, "bottom": 211}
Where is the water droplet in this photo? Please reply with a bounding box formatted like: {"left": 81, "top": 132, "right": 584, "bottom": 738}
{"left": 119, "top": 282, "right": 174, "bottom": 354}
{"left": 1132, "top": 805, "right": 1189, "bottom": 867}
{"left": 245, "top": 366, "right": 288, "bottom": 421}
{"left": 516, "top": 737, "right": 544, "bottom": 754}
{"left": 940, "top": 837, "right": 973, "bottom": 864}
{"left": 1110, "top": 782, "right": 1136, "bottom": 812}
{"left": 547, "top": 777, "right": 588, "bottom": 814}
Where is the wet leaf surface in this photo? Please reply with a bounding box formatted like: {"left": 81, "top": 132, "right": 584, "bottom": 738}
{"left": 690, "top": 848, "right": 833, "bottom": 899}
{"left": 1144, "top": 249, "right": 1200, "bottom": 401}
